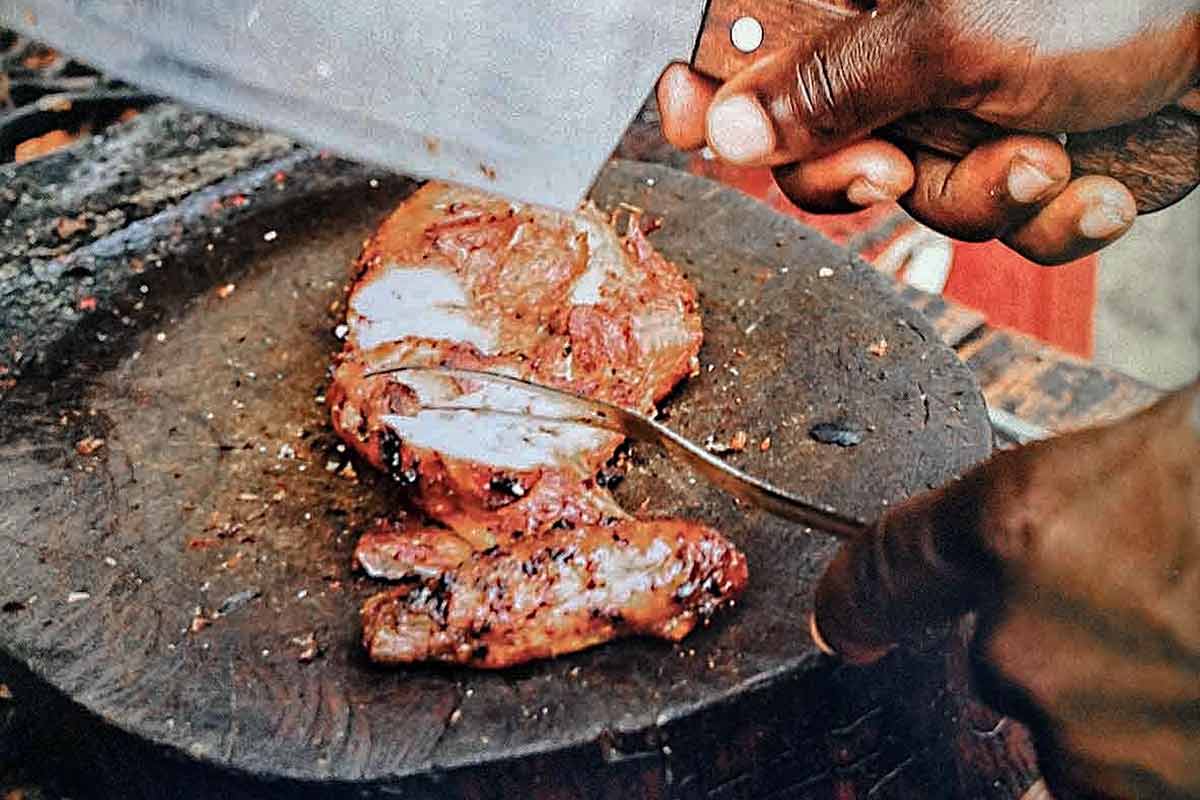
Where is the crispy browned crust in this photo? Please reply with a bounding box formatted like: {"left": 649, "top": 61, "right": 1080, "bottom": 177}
{"left": 328, "top": 184, "right": 702, "bottom": 546}
{"left": 360, "top": 519, "right": 748, "bottom": 669}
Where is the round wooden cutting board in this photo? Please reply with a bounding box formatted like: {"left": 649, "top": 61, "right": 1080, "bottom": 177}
{"left": 0, "top": 158, "right": 1026, "bottom": 799}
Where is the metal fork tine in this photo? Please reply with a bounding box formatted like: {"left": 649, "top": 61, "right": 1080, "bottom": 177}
{"left": 365, "top": 365, "right": 869, "bottom": 541}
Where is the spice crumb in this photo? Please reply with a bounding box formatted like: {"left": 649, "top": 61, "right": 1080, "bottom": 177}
{"left": 75, "top": 436, "right": 105, "bottom": 455}
{"left": 55, "top": 215, "right": 88, "bottom": 239}
{"left": 292, "top": 632, "right": 321, "bottom": 663}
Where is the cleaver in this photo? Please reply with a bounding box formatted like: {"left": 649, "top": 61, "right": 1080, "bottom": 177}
{"left": 3, "top": 0, "right": 1197, "bottom": 213}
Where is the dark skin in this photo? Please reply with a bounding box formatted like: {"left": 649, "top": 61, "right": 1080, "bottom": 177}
{"left": 658, "top": 2, "right": 1199, "bottom": 797}
{"left": 657, "top": 0, "right": 1199, "bottom": 265}
{"left": 813, "top": 384, "right": 1200, "bottom": 800}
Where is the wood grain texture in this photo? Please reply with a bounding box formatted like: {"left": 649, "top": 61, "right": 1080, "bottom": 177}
{"left": 958, "top": 327, "right": 1162, "bottom": 433}
{"left": 692, "top": 0, "right": 862, "bottom": 79}
{"left": 0, "top": 144, "right": 1026, "bottom": 797}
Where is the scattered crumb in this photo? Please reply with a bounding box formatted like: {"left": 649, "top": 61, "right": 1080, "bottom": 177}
{"left": 190, "top": 613, "right": 210, "bottom": 633}
{"left": 216, "top": 283, "right": 236, "bottom": 299}
{"left": 759, "top": 436, "right": 772, "bottom": 452}
{"left": 867, "top": 338, "right": 889, "bottom": 357}
{"left": 449, "top": 709, "right": 462, "bottom": 724}
{"left": 263, "top": 230, "right": 278, "bottom": 242}
{"left": 0, "top": 683, "right": 12, "bottom": 700}
{"left": 187, "top": 537, "right": 219, "bottom": 550}
{"left": 339, "top": 462, "right": 358, "bottom": 480}
{"left": 237, "top": 493, "right": 260, "bottom": 501}
{"left": 425, "top": 136, "right": 440, "bottom": 154}
{"left": 292, "top": 632, "right": 321, "bottom": 663}
{"left": 55, "top": 215, "right": 88, "bottom": 239}
{"left": 67, "top": 591, "right": 90, "bottom": 603}
{"left": 78, "top": 295, "right": 98, "bottom": 311}
{"left": 729, "top": 431, "right": 748, "bottom": 452}
{"left": 479, "top": 163, "right": 496, "bottom": 180}
{"left": 75, "top": 436, "right": 105, "bottom": 455}
{"left": 818, "top": 267, "right": 834, "bottom": 278}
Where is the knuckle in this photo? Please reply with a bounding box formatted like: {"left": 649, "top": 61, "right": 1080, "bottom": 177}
{"left": 980, "top": 619, "right": 1062, "bottom": 711}
{"left": 791, "top": 47, "right": 865, "bottom": 141}
{"left": 979, "top": 451, "right": 1046, "bottom": 569}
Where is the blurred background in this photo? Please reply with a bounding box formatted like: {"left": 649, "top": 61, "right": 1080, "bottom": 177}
{"left": 1093, "top": 191, "right": 1199, "bottom": 388}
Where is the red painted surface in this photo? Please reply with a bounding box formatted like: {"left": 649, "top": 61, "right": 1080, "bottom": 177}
{"left": 942, "top": 241, "right": 1096, "bottom": 358}
{"left": 685, "top": 156, "right": 1097, "bottom": 357}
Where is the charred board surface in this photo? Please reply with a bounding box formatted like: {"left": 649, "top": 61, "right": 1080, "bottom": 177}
{"left": 0, "top": 152, "right": 1023, "bottom": 798}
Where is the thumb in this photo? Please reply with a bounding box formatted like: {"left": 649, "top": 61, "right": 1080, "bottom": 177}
{"left": 705, "top": 3, "right": 951, "bottom": 165}
{"left": 812, "top": 464, "right": 1000, "bottom": 664}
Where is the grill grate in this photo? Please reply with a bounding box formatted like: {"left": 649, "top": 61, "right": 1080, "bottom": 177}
{"left": 0, "top": 28, "right": 159, "bottom": 163}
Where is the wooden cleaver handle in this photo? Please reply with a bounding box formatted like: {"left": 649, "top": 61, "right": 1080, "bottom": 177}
{"left": 692, "top": 0, "right": 1200, "bottom": 213}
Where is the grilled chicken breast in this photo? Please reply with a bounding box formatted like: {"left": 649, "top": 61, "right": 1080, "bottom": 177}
{"left": 328, "top": 182, "right": 746, "bottom": 667}
{"left": 361, "top": 519, "right": 747, "bottom": 669}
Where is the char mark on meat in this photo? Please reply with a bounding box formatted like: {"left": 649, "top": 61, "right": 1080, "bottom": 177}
{"left": 328, "top": 182, "right": 746, "bottom": 667}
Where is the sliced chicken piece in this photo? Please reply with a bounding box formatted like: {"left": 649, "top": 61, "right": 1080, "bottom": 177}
{"left": 361, "top": 519, "right": 748, "bottom": 669}
{"left": 328, "top": 182, "right": 745, "bottom": 667}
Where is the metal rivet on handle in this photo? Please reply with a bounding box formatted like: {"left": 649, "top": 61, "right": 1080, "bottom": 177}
{"left": 730, "top": 16, "right": 764, "bottom": 53}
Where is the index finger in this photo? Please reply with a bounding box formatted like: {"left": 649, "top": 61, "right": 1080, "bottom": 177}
{"left": 656, "top": 63, "right": 719, "bottom": 151}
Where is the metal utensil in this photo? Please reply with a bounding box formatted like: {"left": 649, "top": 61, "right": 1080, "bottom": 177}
{"left": 366, "top": 365, "right": 868, "bottom": 540}
{"left": 5, "top": 0, "right": 1197, "bottom": 212}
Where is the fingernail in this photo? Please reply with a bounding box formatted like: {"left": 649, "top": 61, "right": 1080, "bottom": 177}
{"left": 1006, "top": 158, "right": 1056, "bottom": 204}
{"left": 809, "top": 614, "right": 837, "bottom": 656}
{"left": 809, "top": 613, "right": 893, "bottom": 665}
{"left": 1078, "top": 202, "right": 1133, "bottom": 239}
{"left": 707, "top": 94, "right": 774, "bottom": 164}
{"left": 846, "top": 177, "right": 897, "bottom": 207}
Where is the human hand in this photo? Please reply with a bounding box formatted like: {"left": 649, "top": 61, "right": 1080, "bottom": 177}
{"left": 657, "top": 0, "right": 1200, "bottom": 264}
{"left": 811, "top": 382, "right": 1200, "bottom": 798}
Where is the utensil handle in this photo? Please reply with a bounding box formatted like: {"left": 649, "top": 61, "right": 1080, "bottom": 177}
{"left": 693, "top": 0, "right": 1200, "bottom": 213}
